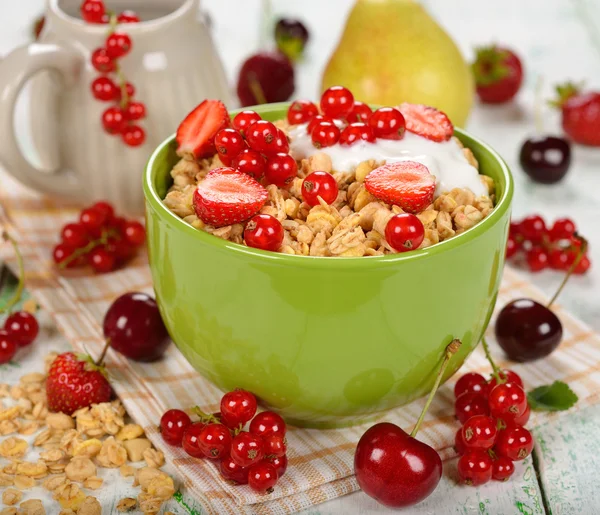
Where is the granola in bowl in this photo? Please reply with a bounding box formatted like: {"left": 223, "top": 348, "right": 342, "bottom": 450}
{"left": 164, "top": 89, "right": 495, "bottom": 257}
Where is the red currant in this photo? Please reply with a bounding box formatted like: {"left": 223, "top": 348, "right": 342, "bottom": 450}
{"left": 320, "top": 86, "right": 354, "bottom": 119}
{"left": 457, "top": 450, "right": 493, "bottom": 486}
{"left": 52, "top": 243, "right": 77, "bottom": 268}
{"left": 117, "top": 82, "right": 136, "bottom": 101}
{"left": 495, "top": 424, "right": 533, "bottom": 461}
{"left": 307, "top": 115, "right": 333, "bottom": 135}
{"left": 454, "top": 372, "right": 487, "bottom": 398}
{"left": 230, "top": 431, "right": 264, "bottom": 467}
{"left": 92, "top": 201, "right": 115, "bottom": 221}
{"left": 249, "top": 411, "right": 286, "bottom": 438}
{"left": 455, "top": 392, "right": 489, "bottom": 424}
{"left": 549, "top": 218, "right": 576, "bottom": 241}
{"left": 520, "top": 215, "right": 547, "bottom": 243}
{"left": 368, "top": 107, "right": 406, "bottom": 140}
{"left": 265, "top": 153, "right": 298, "bottom": 187}
{"left": 197, "top": 423, "right": 232, "bottom": 460}
{"left": 215, "top": 129, "right": 247, "bottom": 165}
{"left": 220, "top": 389, "right": 258, "bottom": 427}
{"left": 506, "top": 236, "right": 519, "bottom": 259}
{"left": 182, "top": 422, "right": 206, "bottom": 458}
{"left": 248, "top": 461, "right": 278, "bottom": 493}
{"left": 233, "top": 149, "right": 266, "bottom": 180}
{"left": 526, "top": 247, "right": 548, "bottom": 272}
{"left": 574, "top": 254, "right": 591, "bottom": 274}
{"left": 4, "top": 312, "right": 39, "bottom": 347}
{"left": 123, "top": 221, "right": 146, "bottom": 246}
{"left": 301, "top": 171, "right": 339, "bottom": 207}
{"left": 455, "top": 428, "right": 467, "bottom": 455}
{"left": 385, "top": 213, "right": 424, "bottom": 252}
{"left": 488, "top": 382, "right": 528, "bottom": 420}
{"left": 91, "top": 48, "right": 115, "bottom": 73}
{"left": 105, "top": 237, "right": 135, "bottom": 263}
{"left": 339, "top": 123, "right": 375, "bottom": 146}
{"left": 513, "top": 403, "right": 531, "bottom": 426}
{"left": 122, "top": 125, "right": 146, "bottom": 147}
{"left": 0, "top": 330, "right": 18, "bottom": 364}
{"left": 461, "top": 415, "right": 497, "bottom": 450}
{"left": 263, "top": 435, "right": 286, "bottom": 458}
{"left": 548, "top": 249, "right": 573, "bottom": 271}
{"left": 232, "top": 111, "right": 261, "bottom": 138}
{"left": 80, "top": 207, "right": 107, "bottom": 232}
{"left": 101, "top": 107, "right": 128, "bottom": 135}
{"left": 90, "top": 77, "right": 119, "bottom": 101}
{"left": 117, "top": 10, "right": 140, "bottom": 23}
{"left": 270, "top": 129, "right": 290, "bottom": 155}
{"left": 105, "top": 33, "right": 132, "bottom": 59}
{"left": 311, "top": 121, "right": 340, "bottom": 148}
{"left": 244, "top": 214, "right": 284, "bottom": 252}
{"left": 61, "top": 223, "right": 89, "bottom": 249}
{"left": 220, "top": 456, "right": 250, "bottom": 484}
{"left": 88, "top": 248, "right": 116, "bottom": 273}
{"left": 246, "top": 120, "right": 279, "bottom": 154}
{"left": 124, "top": 102, "right": 146, "bottom": 121}
{"left": 160, "top": 409, "right": 191, "bottom": 446}
{"left": 510, "top": 220, "right": 523, "bottom": 238}
{"left": 492, "top": 456, "right": 515, "bottom": 481}
{"left": 81, "top": 0, "right": 105, "bottom": 23}
{"left": 267, "top": 454, "right": 287, "bottom": 477}
{"left": 345, "top": 101, "right": 372, "bottom": 123}
{"left": 487, "top": 370, "right": 523, "bottom": 390}
{"left": 287, "top": 100, "right": 318, "bottom": 125}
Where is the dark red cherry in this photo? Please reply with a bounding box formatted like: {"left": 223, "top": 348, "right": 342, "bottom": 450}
{"left": 519, "top": 136, "right": 571, "bottom": 184}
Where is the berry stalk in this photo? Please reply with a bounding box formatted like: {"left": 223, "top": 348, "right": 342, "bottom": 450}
{"left": 410, "top": 339, "right": 461, "bottom": 438}
{"left": 481, "top": 336, "right": 502, "bottom": 383}
{"left": 58, "top": 228, "right": 116, "bottom": 269}
{"left": 547, "top": 234, "right": 588, "bottom": 309}
{"left": 0, "top": 232, "right": 24, "bottom": 314}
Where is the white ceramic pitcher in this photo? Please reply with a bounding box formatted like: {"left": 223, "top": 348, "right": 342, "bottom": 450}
{"left": 0, "top": 0, "right": 231, "bottom": 214}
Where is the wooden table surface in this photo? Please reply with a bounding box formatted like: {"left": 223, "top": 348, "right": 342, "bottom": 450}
{"left": 2, "top": 0, "right": 600, "bottom": 513}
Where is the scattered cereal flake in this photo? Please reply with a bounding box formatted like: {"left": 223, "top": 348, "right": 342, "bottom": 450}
{"left": 0, "top": 437, "right": 28, "bottom": 458}
{"left": 0, "top": 406, "right": 20, "bottom": 421}
{"left": 18, "top": 499, "right": 45, "bottom": 515}
{"left": 0, "top": 419, "right": 19, "bottom": 435}
{"left": 143, "top": 448, "right": 165, "bottom": 468}
{"left": 78, "top": 496, "right": 101, "bottom": 515}
{"left": 18, "top": 421, "right": 40, "bottom": 435}
{"left": 72, "top": 438, "right": 102, "bottom": 458}
{"left": 20, "top": 372, "right": 45, "bottom": 384}
{"left": 60, "top": 429, "right": 84, "bottom": 456}
{"left": 46, "top": 412, "right": 75, "bottom": 430}
{"left": 2, "top": 488, "right": 22, "bottom": 506}
{"left": 134, "top": 467, "right": 167, "bottom": 489}
{"left": 22, "top": 298, "right": 38, "bottom": 314}
{"left": 10, "top": 386, "right": 24, "bottom": 400}
{"left": 83, "top": 476, "right": 103, "bottom": 490}
{"left": 65, "top": 457, "right": 96, "bottom": 482}
{"left": 123, "top": 438, "right": 152, "bottom": 462}
{"left": 116, "top": 423, "right": 144, "bottom": 441}
{"left": 33, "top": 428, "right": 52, "bottom": 447}
{"left": 146, "top": 474, "right": 175, "bottom": 501}
{"left": 54, "top": 482, "right": 86, "bottom": 511}
{"left": 31, "top": 401, "right": 48, "bottom": 420}
{"left": 96, "top": 436, "right": 127, "bottom": 468}
{"left": 3, "top": 461, "right": 19, "bottom": 474}
{"left": 0, "top": 472, "right": 13, "bottom": 486}
{"left": 138, "top": 492, "right": 163, "bottom": 515}
{"left": 16, "top": 460, "right": 48, "bottom": 479}
{"left": 47, "top": 458, "right": 70, "bottom": 474}
{"left": 116, "top": 498, "right": 137, "bottom": 512}
{"left": 40, "top": 448, "right": 66, "bottom": 462}
{"left": 0, "top": 507, "right": 18, "bottom": 515}
{"left": 13, "top": 475, "right": 36, "bottom": 489}
{"left": 43, "top": 474, "right": 68, "bottom": 491}
{"left": 120, "top": 464, "right": 135, "bottom": 477}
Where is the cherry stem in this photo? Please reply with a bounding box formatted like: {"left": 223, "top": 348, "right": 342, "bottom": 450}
{"left": 95, "top": 338, "right": 111, "bottom": 367}
{"left": 192, "top": 406, "right": 220, "bottom": 424}
{"left": 481, "top": 336, "right": 502, "bottom": 382}
{"left": 58, "top": 229, "right": 117, "bottom": 269}
{"left": 410, "top": 339, "right": 461, "bottom": 438}
{"left": 547, "top": 234, "right": 588, "bottom": 309}
{"left": 248, "top": 72, "right": 267, "bottom": 105}
{"left": 0, "top": 232, "right": 24, "bottom": 315}
{"left": 534, "top": 75, "right": 544, "bottom": 134}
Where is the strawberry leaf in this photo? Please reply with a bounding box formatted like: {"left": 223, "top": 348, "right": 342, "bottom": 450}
{"left": 527, "top": 381, "right": 578, "bottom": 412}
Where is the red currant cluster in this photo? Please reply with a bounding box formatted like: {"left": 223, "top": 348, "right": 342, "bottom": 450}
{"left": 160, "top": 390, "right": 288, "bottom": 493}
{"left": 453, "top": 369, "right": 533, "bottom": 485}
{"left": 507, "top": 215, "right": 590, "bottom": 274}
{"left": 82, "top": 0, "right": 146, "bottom": 147}
{"left": 287, "top": 86, "right": 405, "bottom": 149}
{"left": 0, "top": 310, "right": 39, "bottom": 365}
{"left": 52, "top": 201, "right": 146, "bottom": 274}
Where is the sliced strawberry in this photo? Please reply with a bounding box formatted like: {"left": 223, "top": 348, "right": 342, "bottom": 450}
{"left": 193, "top": 167, "right": 268, "bottom": 227}
{"left": 399, "top": 103, "right": 453, "bottom": 142}
{"left": 364, "top": 161, "right": 436, "bottom": 213}
{"left": 176, "top": 100, "right": 230, "bottom": 159}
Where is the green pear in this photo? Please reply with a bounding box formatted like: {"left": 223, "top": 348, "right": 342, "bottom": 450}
{"left": 321, "top": 0, "right": 474, "bottom": 127}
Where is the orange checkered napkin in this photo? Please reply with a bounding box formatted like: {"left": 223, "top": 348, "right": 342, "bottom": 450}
{"left": 1, "top": 171, "right": 599, "bottom": 515}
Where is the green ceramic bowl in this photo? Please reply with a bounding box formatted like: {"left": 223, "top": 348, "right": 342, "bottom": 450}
{"left": 144, "top": 103, "right": 513, "bottom": 428}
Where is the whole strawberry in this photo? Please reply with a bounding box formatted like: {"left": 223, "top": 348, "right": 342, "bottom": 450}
{"left": 552, "top": 83, "right": 600, "bottom": 146}
{"left": 46, "top": 352, "right": 112, "bottom": 415}
{"left": 472, "top": 46, "right": 523, "bottom": 104}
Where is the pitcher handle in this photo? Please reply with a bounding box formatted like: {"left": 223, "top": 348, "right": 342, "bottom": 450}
{"left": 0, "top": 42, "right": 83, "bottom": 198}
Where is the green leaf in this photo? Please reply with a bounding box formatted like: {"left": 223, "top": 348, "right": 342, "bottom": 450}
{"left": 527, "top": 381, "right": 578, "bottom": 412}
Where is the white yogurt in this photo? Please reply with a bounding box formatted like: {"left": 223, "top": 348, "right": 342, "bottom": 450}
{"left": 288, "top": 124, "right": 487, "bottom": 197}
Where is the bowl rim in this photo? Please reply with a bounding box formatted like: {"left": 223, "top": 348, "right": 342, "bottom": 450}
{"left": 144, "top": 103, "right": 513, "bottom": 269}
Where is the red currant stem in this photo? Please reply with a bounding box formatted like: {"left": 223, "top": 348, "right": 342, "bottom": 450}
{"left": 108, "top": 12, "right": 118, "bottom": 32}
{"left": 58, "top": 229, "right": 117, "bottom": 269}
{"left": 191, "top": 406, "right": 220, "bottom": 424}
{"left": 248, "top": 72, "right": 267, "bottom": 105}
{"left": 0, "top": 231, "right": 24, "bottom": 315}
{"left": 547, "top": 234, "right": 588, "bottom": 309}
{"left": 95, "top": 338, "right": 111, "bottom": 367}
{"left": 534, "top": 75, "right": 544, "bottom": 134}
{"left": 116, "top": 66, "right": 130, "bottom": 109}
{"left": 410, "top": 339, "right": 461, "bottom": 438}
{"left": 481, "top": 336, "right": 502, "bottom": 383}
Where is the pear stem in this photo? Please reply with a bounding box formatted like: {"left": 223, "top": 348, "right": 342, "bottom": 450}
{"left": 0, "top": 232, "right": 24, "bottom": 315}
{"left": 547, "top": 234, "right": 588, "bottom": 309}
{"left": 95, "top": 339, "right": 111, "bottom": 367}
{"left": 410, "top": 339, "right": 461, "bottom": 438}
